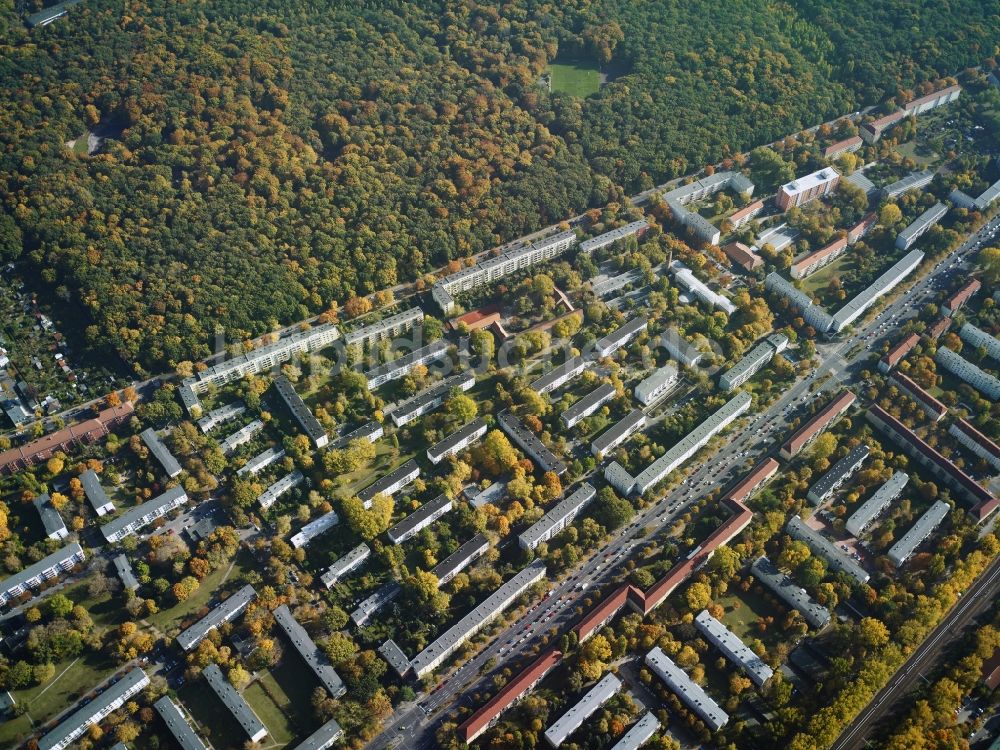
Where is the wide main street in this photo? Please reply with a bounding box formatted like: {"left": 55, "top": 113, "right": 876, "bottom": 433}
{"left": 365, "top": 213, "right": 1000, "bottom": 750}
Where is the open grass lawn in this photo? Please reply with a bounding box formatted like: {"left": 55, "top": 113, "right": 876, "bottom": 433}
{"left": 0, "top": 650, "right": 118, "bottom": 747}
{"left": 144, "top": 548, "right": 253, "bottom": 634}
{"left": 244, "top": 679, "right": 295, "bottom": 747}
{"left": 715, "top": 587, "right": 787, "bottom": 652}
{"left": 178, "top": 680, "right": 249, "bottom": 750}
{"left": 798, "top": 253, "right": 854, "bottom": 300}
{"left": 332, "top": 443, "right": 417, "bottom": 500}
{"left": 258, "top": 657, "right": 321, "bottom": 741}
{"left": 548, "top": 59, "right": 601, "bottom": 98}
{"left": 894, "top": 139, "right": 938, "bottom": 166}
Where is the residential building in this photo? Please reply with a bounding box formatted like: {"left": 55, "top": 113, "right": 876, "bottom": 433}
{"left": 635, "top": 363, "right": 679, "bottom": 406}
{"left": 320, "top": 544, "right": 371, "bottom": 588}
{"left": 889, "top": 371, "right": 948, "bottom": 421}
{"left": 943, "top": 279, "right": 982, "bottom": 316}
{"left": 431, "top": 230, "right": 578, "bottom": 314}
{"left": 330, "top": 420, "right": 383, "bottom": 450}
{"left": 197, "top": 402, "right": 246, "bottom": 433}
{"left": 847, "top": 212, "right": 878, "bottom": 244}
{"left": 578, "top": 220, "right": 649, "bottom": 253}
{"left": 519, "top": 483, "right": 597, "bottom": 550}
{"left": 786, "top": 516, "right": 870, "bottom": 584}
{"left": 594, "top": 318, "right": 648, "bottom": 357}
{"left": 386, "top": 372, "right": 475, "bottom": 427}
{"left": 387, "top": 494, "right": 453, "bottom": 544}
{"left": 695, "top": 610, "right": 774, "bottom": 687}
{"left": 154, "top": 696, "right": 208, "bottom": 750}
{"left": 806, "top": 444, "right": 870, "bottom": 505}
{"left": 860, "top": 110, "right": 907, "bottom": 144}
{"left": 776, "top": 168, "right": 840, "bottom": 210}
{"left": 272, "top": 605, "right": 345, "bottom": 697}
{"left": 80, "top": 469, "right": 114, "bottom": 516}
{"left": 37, "top": 668, "right": 149, "bottom": 750}
{"left": 888, "top": 501, "right": 951, "bottom": 567}
{"left": 113, "top": 554, "right": 140, "bottom": 591}
{"left": 751, "top": 556, "right": 830, "bottom": 629}
{"left": 410, "top": 560, "right": 546, "bottom": 677}
{"left": 950, "top": 178, "right": 1000, "bottom": 212}
{"left": 722, "top": 241, "right": 763, "bottom": 272}
{"left": 257, "top": 470, "right": 304, "bottom": 511}
{"left": 26, "top": 0, "right": 85, "bottom": 28}
{"left": 780, "top": 389, "right": 855, "bottom": 459}
{"left": 427, "top": 418, "right": 487, "bottom": 464}
{"left": 604, "top": 461, "right": 637, "bottom": 497}
{"left": 790, "top": 237, "right": 848, "bottom": 280}
{"left": 573, "top": 584, "right": 635, "bottom": 645}
{"left": 903, "top": 84, "right": 961, "bottom": 115}
{"left": 927, "top": 317, "right": 951, "bottom": 339}
{"left": 727, "top": 200, "right": 765, "bottom": 229}
{"left": 186, "top": 324, "right": 340, "bottom": 394}
{"left": 378, "top": 638, "right": 412, "bottom": 678}
{"left": 663, "top": 172, "right": 755, "bottom": 247}
{"left": 823, "top": 135, "right": 863, "bottom": 159}
{"left": 0, "top": 543, "right": 85, "bottom": 606}
{"left": 176, "top": 585, "right": 257, "bottom": 651}
{"left": 343, "top": 307, "right": 423, "bottom": 348}
{"left": 660, "top": 327, "right": 705, "bottom": 367}
{"left": 432, "top": 534, "right": 490, "bottom": 584}
{"left": 935, "top": 347, "right": 1000, "bottom": 399}
{"left": 351, "top": 582, "right": 402, "bottom": 627}
{"left": 544, "top": 673, "right": 622, "bottom": 747}
{"left": 610, "top": 713, "right": 660, "bottom": 750}
{"left": 895, "top": 203, "right": 947, "bottom": 250}
{"left": 140, "top": 427, "right": 182, "bottom": 479}
{"left": 236, "top": 446, "right": 286, "bottom": 477}
{"left": 829, "top": 249, "right": 925, "bottom": 333}
{"left": 724, "top": 458, "right": 780, "bottom": 504}
{"left": 203, "top": 664, "right": 267, "bottom": 743}
{"left": 880, "top": 169, "right": 935, "bottom": 200}
{"left": 631, "top": 392, "right": 751, "bottom": 496}
{"left": 669, "top": 261, "right": 736, "bottom": 314}
{"left": 101, "top": 486, "right": 189, "bottom": 543}
{"left": 959, "top": 322, "right": 1000, "bottom": 362}
{"left": 458, "top": 649, "right": 563, "bottom": 744}
{"left": 950, "top": 419, "right": 1000, "bottom": 472}
{"left": 879, "top": 332, "right": 920, "bottom": 373}
{"left": 764, "top": 272, "right": 834, "bottom": 334}
{"left": 846, "top": 471, "right": 910, "bottom": 537}
{"left": 219, "top": 419, "right": 264, "bottom": 455}
{"left": 499, "top": 410, "right": 567, "bottom": 476}
{"left": 34, "top": 494, "right": 68, "bottom": 541}
{"left": 530, "top": 356, "right": 588, "bottom": 394}
{"left": 290, "top": 510, "right": 339, "bottom": 549}
{"left": 645, "top": 647, "right": 728, "bottom": 731}
{"left": 718, "top": 333, "right": 788, "bottom": 391}
{"left": 363, "top": 339, "right": 450, "bottom": 389}
{"left": 561, "top": 383, "right": 616, "bottom": 428}
{"left": 866, "top": 406, "right": 998, "bottom": 521}
{"left": 273, "top": 375, "right": 327, "bottom": 448}
{"left": 291, "top": 718, "right": 344, "bottom": 750}
{"left": 0, "top": 401, "right": 135, "bottom": 474}
{"left": 358, "top": 460, "right": 420, "bottom": 508}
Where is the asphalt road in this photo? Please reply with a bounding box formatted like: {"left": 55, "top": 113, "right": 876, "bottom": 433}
{"left": 367, "top": 215, "right": 1000, "bottom": 750}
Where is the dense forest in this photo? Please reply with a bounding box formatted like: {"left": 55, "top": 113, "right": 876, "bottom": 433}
{"left": 1, "top": 0, "right": 997, "bottom": 372}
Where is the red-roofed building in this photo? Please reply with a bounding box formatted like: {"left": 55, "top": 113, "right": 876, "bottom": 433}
{"left": 981, "top": 648, "right": 1000, "bottom": 690}
{"left": 950, "top": 419, "right": 1000, "bottom": 472}
{"left": 780, "top": 390, "right": 856, "bottom": 460}
{"left": 790, "top": 237, "right": 848, "bottom": 279}
{"left": 450, "top": 305, "right": 502, "bottom": 332}
{"left": 879, "top": 332, "right": 920, "bottom": 374}
{"left": 573, "top": 584, "right": 638, "bottom": 644}
{"left": 860, "top": 111, "right": 907, "bottom": 144}
{"left": 458, "top": 649, "right": 563, "bottom": 744}
{"left": 890, "top": 372, "right": 948, "bottom": 421}
{"left": 942, "top": 278, "right": 981, "bottom": 316}
{"left": 728, "top": 200, "right": 765, "bottom": 229}
{"left": 927, "top": 317, "right": 951, "bottom": 339}
{"left": 722, "top": 242, "right": 763, "bottom": 273}
{"left": 823, "top": 136, "right": 863, "bottom": 159}
{"left": 724, "top": 458, "right": 780, "bottom": 504}
{"left": 0, "top": 402, "right": 134, "bottom": 474}
{"left": 847, "top": 213, "right": 878, "bottom": 244}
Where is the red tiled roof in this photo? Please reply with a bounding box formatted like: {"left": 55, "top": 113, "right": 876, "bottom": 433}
{"left": 881, "top": 333, "right": 920, "bottom": 369}
{"left": 927, "top": 318, "right": 951, "bottom": 339}
{"left": 729, "top": 200, "right": 765, "bottom": 223}
{"left": 724, "top": 458, "right": 779, "bottom": 504}
{"left": 791, "top": 237, "right": 848, "bottom": 276}
{"left": 890, "top": 371, "right": 948, "bottom": 418}
{"left": 904, "top": 84, "right": 961, "bottom": 111}
{"left": 823, "top": 136, "right": 862, "bottom": 158}
{"left": 781, "top": 390, "right": 856, "bottom": 457}
{"left": 451, "top": 305, "right": 502, "bottom": 331}
{"left": 943, "top": 279, "right": 981, "bottom": 313}
{"left": 848, "top": 213, "right": 877, "bottom": 243}
{"left": 982, "top": 648, "right": 1000, "bottom": 690}
{"left": 573, "top": 583, "right": 634, "bottom": 643}
{"left": 954, "top": 418, "right": 1000, "bottom": 460}
{"left": 722, "top": 242, "right": 762, "bottom": 271}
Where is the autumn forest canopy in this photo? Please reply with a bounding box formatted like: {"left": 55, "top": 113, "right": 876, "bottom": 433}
{"left": 1, "top": 0, "right": 997, "bottom": 372}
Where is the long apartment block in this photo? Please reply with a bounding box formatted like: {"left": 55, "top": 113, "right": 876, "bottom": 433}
{"left": 387, "top": 493, "right": 453, "bottom": 544}
{"left": 203, "top": 663, "right": 267, "bottom": 743}
{"left": 544, "top": 673, "right": 621, "bottom": 748}
{"left": 719, "top": 333, "right": 787, "bottom": 391}
{"left": 950, "top": 419, "right": 1000, "bottom": 472}
{"left": 780, "top": 390, "right": 855, "bottom": 459}
{"left": 176, "top": 584, "right": 257, "bottom": 651}
{"left": 0, "top": 542, "right": 85, "bottom": 606}
{"left": 889, "top": 371, "right": 948, "bottom": 421}
{"left": 80, "top": 468, "right": 114, "bottom": 516}
{"left": 594, "top": 318, "right": 648, "bottom": 357}
{"left": 807, "top": 444, "right": 870, "bottom": 505}
{"left": 888, "top": 500, "right": 950, "bottom": 567}
{"left": 257, "top": 469, "right": 304, "bottom": 511}
{"left": 273, "top": 604, "right": 346, "bottom": 697}
{"left": 363, "top": 339, "right": 450, "bottom": 389}
{"left": 140, "top": 427, "right": 182, "bottom": 479}
{"left": 499, "top": 410, "right": 567, "bottom": 476}
{"left": 431, "top": 533, "right": 490, "bottom": 585}
{"left": 530, "top": 356, "right": 588, "bottom": 395}
{"left": 786, "top": 516, "right": 870, "bottom": 584}
{"left": 320, "top": 544, "right": 371, "bottom": 588}
{"left": 101, "top": 486, "right": 189, "bottom": 543}
{"left": 935, "top": 347, "right": 1000, "bottom": 400}
{"left": 518, "top": 483, "right": 597, "bottom": 551}
{"left": 38, "top": 668, "right": 149, "bottom": 750}
{"left": 410, "top": 560, "right": 546, "bottom": 677}
{"left": 358, "top": 460, "right": 420, "bottom": 508}
{"left": 343, "top": 307, "right": 423, "bottom": 348}
{"left": 427, "top": 418, "right": 488, "bottom": 464}
{"left": 578, "top": 220, "right": 649, "bottom": 253}
{"left": 591, "top": 408, "right": 646, "bottom": 457}
{"left": 695, "top": 610, "right": 774, "bottom": 687}
{"left": 846, "top": 471, "right": 910, "bottom": 537}
{"left": 645, "top": 646, "right": 728, "bottom": 731}
{"left": 154, "top": 696, "right": 208, "bottom": 750}
{"left": 386, "top": 372, "right": 475, "bottom": 427}
{"left": 751, "top": 556, "right": 830, "bottom": 629}
{"left": 274, "top": 375, "right": 328, "bottom": 448}
{"left": 290, "top": 510, "right": 340, "bottom": 549}
{"left": 236, "top": 446, "right": 286, "bottom": 477}
{"left": 561, "top": 383, "right": 616, "bottom": 428}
